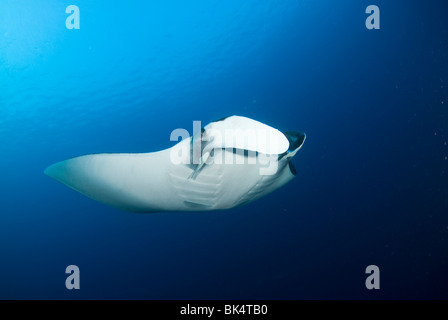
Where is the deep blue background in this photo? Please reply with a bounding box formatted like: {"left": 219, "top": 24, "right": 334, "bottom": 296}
{"left": 0, "top": 0, "right": 447, "bottom": 299}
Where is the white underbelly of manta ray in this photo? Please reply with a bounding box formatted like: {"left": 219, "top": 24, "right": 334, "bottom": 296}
{"left": 44, "top": 115, "right": 306, "bottom": 213}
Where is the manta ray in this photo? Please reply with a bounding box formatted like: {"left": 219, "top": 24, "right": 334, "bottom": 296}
{"left": 44, "top": 116, "right": 305, "bottom": 213}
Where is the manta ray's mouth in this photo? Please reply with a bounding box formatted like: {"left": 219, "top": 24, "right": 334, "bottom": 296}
{"left": 283, "top": 131, "right": 306, "bottom": 152}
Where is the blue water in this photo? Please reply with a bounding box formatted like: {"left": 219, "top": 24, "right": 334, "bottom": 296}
{"left": 1, "top": 0, "right": 447, "bottom": 299}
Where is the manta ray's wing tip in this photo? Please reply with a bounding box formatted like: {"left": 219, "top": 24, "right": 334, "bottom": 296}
{"left": 44, "top": 160, "right": 70, "bottom": 184}
{"left": 44, "top": 163, "right": 57, "bottom": 178}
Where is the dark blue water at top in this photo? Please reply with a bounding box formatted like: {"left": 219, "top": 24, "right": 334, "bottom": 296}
{"left": 0, "top": 0, "right": 447, "bottom": 299}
